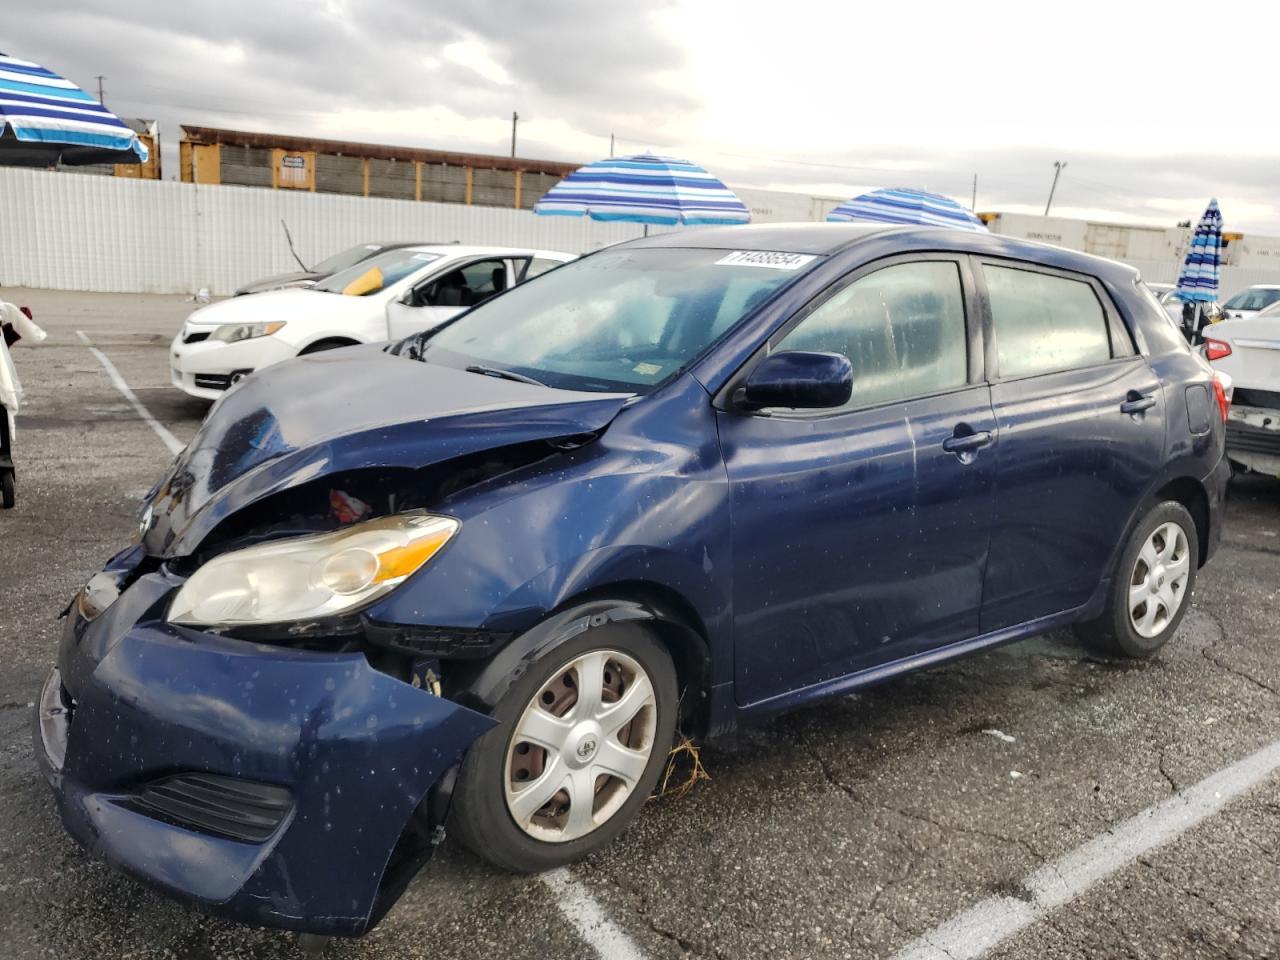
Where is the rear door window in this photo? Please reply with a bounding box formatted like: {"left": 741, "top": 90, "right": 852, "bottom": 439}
{"left": 774, "top": 260, "right": 969, "bottom": 412}
{"left": 983, "top": 266, "right": 1113, "bottom": 378}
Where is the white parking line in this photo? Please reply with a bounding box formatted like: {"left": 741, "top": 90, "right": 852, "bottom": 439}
{"left": 891, "top": 737, "right": 1280, "bottom": 960}
{"left": 77, "top": 330, "right": 184, "bottom": 456}
{"left": 540, "top": 868, "right": 649, "bottom": 960}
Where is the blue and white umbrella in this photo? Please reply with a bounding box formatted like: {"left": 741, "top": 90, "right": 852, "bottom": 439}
{"left": 826, "top": 187, "right": 987, "bottom": 232}
{"left": 1175, "top": 199, "right": 1223, "bottom": 303}
{"left": 0, "top": 52, "right": 148, "bottom": 166}
{"left": 534, "top": 154, "right": 749, "bottom": 226}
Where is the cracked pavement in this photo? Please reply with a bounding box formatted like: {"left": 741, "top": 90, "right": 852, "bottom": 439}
{"left": 1, "top": 289, "right": 1278, "bottom": 960}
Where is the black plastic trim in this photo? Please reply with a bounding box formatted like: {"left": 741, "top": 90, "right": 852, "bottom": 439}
{"left": 129, "top": 772, "right": 292, "bottom": 843}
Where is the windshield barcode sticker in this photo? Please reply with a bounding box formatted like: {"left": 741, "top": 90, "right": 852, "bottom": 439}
{"left": 715, "top": 251, "right": 817, "bottom": 270}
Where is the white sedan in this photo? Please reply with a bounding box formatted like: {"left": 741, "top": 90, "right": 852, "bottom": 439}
{"left": 1203, "top": 315, "right": 1280, "bottom": 476}
{"left": 170, "top": 244, "right": 574, "bottom": 400}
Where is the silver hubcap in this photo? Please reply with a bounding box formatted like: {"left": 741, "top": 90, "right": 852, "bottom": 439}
{"left": 1129, "top": 521, "right": 1191, "bottom": 638}
{"left": 504, "top": 649, "right": 657, "bottom": 843}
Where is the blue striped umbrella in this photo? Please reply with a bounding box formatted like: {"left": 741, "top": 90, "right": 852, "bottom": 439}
{"left": 1175, "top": 199, "right": 1223, "bottom": 303}
{"left": 534, "top": 154, "right": 749, "bottom": 226}
{"left": 826, "top": 187, "right": 987, "bottom": 232}
{"left": 0, "top": 52, "right": 149, "bottom": 166}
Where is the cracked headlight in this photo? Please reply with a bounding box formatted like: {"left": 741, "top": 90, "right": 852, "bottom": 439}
{"left": 168, "top": 512, "right": 458, "bottom": 628}
{"left": 209, "top": 321, "right": 286, "bottom": 343}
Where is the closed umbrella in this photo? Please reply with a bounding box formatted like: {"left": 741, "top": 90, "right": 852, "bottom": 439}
{"left": 0, "top": 52, "right": 149, "bottom": 166}
{"left": 1176, "top": 198, "right": 1223, "bottom": 303}
{"left": 1174, "top": 199, "right": 1223, "bottom": 343}
{"left": 826, "top": 187, "right": 987, "bottom": 232}
{"left": 534, "top": 154, "right": 749, "bottom": 226}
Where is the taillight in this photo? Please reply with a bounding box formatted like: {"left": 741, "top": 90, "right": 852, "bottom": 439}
{"left": 1204, "top": 338, "right": 1232, "bottom": 361}
{"left": 1212, "top": 373, "right": 1231, "bottom": 422}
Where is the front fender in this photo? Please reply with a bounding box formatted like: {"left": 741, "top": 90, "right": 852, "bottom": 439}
{"left": 366, "top": 464, "right": 733, "bottom": 676}
{"left": 456, "top": 598, "right": 699, "bottom": 711}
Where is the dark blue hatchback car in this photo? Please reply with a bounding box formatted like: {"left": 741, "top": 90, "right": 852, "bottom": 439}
{"left": 36, "top": 224, "right": 1229, "bottom": 935}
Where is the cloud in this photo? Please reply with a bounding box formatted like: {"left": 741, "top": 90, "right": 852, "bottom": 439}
{"left": 4, "top": 0, "right": 1280, "bottom": 234}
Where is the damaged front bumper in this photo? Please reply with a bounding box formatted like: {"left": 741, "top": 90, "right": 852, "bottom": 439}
{"left": 33, "top": 558, "right": 495, "bottom": 935}
{"left": 1226, "top": 404, "right": 1280, "bottom": 477}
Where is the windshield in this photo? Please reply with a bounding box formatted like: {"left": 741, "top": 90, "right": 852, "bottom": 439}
{"left": 311, "top": 243, "right": 385, "bottom": 276}
{"left": 422, "top": 247, "right": 813, "bottom": 393}
{"left": 312, "top": 250, "right": 441, "bottom": 296}
{"left": 1224, "top": 287, "right": 1280, "bottom": 311}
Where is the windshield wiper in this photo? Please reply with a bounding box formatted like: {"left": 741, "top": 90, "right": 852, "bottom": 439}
{"left": 465, "top": 364, "right": 547, "bottom": 387}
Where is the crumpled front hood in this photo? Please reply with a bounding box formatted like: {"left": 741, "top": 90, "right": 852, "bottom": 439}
{"left": 142, "top": 345, "right": 630, "bottom": 557}
{"left": 234, "top": 270, "right": 319, "bottom": 296}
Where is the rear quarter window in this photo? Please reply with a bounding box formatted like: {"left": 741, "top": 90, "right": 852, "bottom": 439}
{"left": 1134, "top": 280, "right": 1192, "bottom": 355}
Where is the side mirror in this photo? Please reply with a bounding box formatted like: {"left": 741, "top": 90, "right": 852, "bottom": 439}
{"left": 735, "top": 350, "right": 853, "bottom": 412}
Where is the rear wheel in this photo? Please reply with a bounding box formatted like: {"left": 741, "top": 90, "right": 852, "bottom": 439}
{"left": 1074, "top": 501, "right": 1198, "bottom": 658}
{"left": 451, "top": 623, "right": 677, "bottom": 872}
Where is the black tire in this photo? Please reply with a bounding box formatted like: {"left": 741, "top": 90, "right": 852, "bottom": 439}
{"left": 298, "top": 338, "right": 359, "bottom": 355}
{"left": 1, "top": 470, "right": 13, "bottom": 509}
{"left": 1074, "top": 500, "right": 1199, "bottom": 658}
{"left": 450, "top": 622, "right": 678, "bottom": 873}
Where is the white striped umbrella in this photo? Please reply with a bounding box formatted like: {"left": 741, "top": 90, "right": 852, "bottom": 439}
{"left": 1175, "top": 199, "right": 1223, "bottom": 303}
{"left": 826, "top": 187, "right": 987, "bottom": 232}
{"left": 0, "top": 52, "right": 149, "bottom": 166}
{"left": 534, "top": 154, "right": 749, "bottom": 226}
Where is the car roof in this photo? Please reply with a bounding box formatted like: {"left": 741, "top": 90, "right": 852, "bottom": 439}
{"left": 398, "top": 244, "right": 575, "bottom": 259}
{"left": 624, "top": 222, "right": 1142, "bottom": 284}
{"left": 1239, "top": 284, "right": 1280, "bottom": 290}
{"left": 630, "top": 222, "right": 893, "bottom": 254}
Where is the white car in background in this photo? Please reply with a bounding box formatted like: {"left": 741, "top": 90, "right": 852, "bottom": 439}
{"left": 1203, "top": 317, "right": 1280, "bottom": 476}
{"left": 1146, "top": 282, "right": 1223, "bottom": 331}
{"left": 170, "top": 245, "right": 574, "bottom": 400}
{"left": 1221, "top": 284, "right": 1280, "bottom": 321}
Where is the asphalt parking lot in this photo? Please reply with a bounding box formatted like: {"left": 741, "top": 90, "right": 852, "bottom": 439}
{"left": 2, "top": 287, "right": 1279, "bottom": 960}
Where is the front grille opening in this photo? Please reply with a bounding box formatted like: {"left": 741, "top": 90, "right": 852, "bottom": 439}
{"left": 192, "top": 373, "right": 231, "bottom": 391}
{"left": 130, "top": 772, "right": 292, "bottom": 843}
{"left": 183, "top": 331, "right": 211, "bottom": 344}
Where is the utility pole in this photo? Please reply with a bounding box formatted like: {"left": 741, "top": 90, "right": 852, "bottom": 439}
{"left": 510, "top": 112, "right": 518, "bottom": 158}
{"left": 1044, "top": 160, "right": 1067, "bottom": 216}
{"left": 971, "top": 173, "right": 977, "bottom": 211}
{"left": 95, "top": 75, "right": 105, "bottom": 105}
{"left": 609, "top": 133, "right": 615, "bottom": 158}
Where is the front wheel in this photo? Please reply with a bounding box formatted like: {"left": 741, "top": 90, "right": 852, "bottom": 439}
{"left": 1, "top": 469, "right": 13, "bottom": 509}
{"left": 450, "top": 623, "right": 677, "bottom": 872}
{"left": 1074, "top": 500, "right": 1198, "bottom": 658}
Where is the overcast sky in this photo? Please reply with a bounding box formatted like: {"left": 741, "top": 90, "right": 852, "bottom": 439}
{"left": 7, "top": 1, "right": 1279, "bottom": 232}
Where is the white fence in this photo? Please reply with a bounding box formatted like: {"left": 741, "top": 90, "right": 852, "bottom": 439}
{"left": 5, "top": 167, "right": 1280, "bottom": 300}
{"left": 0, "top": 168, "right": 669, "bottom": 296}
{"left": 1120, "top": 259, "right": 1278, "bottom": 300}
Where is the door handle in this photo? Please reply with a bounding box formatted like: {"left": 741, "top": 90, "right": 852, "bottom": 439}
{"left": 942, "top": 430, "right": 994, "bottom": 454}
{"left": 1120, "top": 394, "right": 1157, "bottom": 415}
